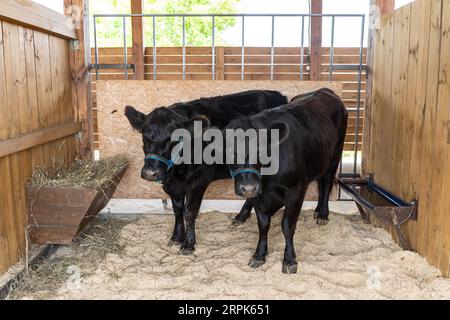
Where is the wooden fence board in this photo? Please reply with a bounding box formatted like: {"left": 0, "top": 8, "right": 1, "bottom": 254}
{"left": 0, "top": 0, "right": 76, "bottom": 39}
{"left": 437, "top": 0, "right": 450, "bottom": 277}
{"left": 418, "top": 0, "right": 443, "bottom": 260}
{"left": 0, "top": 16, "right": 78, "bottom": 275}
{"left": 427, "top": 0, "right": 449, "bottom": 267}
{"left": 366, "top": 0, "right": 450, "bottom": 276}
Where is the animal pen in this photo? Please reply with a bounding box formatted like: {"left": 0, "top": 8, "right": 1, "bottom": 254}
{"left": 1, "top": 0, "right": 450, "bottom": 296}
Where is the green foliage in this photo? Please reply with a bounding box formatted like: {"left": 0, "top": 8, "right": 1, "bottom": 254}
{"left": 90, "top": 0, "right": 239, "bottom": 47}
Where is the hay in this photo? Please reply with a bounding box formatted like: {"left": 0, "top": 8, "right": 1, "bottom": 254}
{"left": 7, "top": 217, "right": 132, "bottom": 300}
{"left": 28, "top": 154, "right": 129, "bottom": 190}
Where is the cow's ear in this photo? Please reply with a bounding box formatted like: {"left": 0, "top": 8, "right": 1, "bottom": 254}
{"left": 184, "top": 115, "right": 211, "bottom": 139}
{"left": 184, "top": 114, "right": 210, "bottom": 130}
{"left": 188, "top": 114, "right": 211, "bottom": 128}
{"left": 125, "top": 105, "right": 146, "bottom": 132}
{"left": 270, "top": 121, "right": 290, "bottom": 145}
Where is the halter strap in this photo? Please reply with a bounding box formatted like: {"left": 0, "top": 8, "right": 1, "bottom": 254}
{"left": 229, "top": 167, "right": 261, "bottom": 179}
{"left": 143, "top": 140, "right": 183, "bottom": 172}
{"left": 144, "top": 154, "right": 174, "bottom": 170}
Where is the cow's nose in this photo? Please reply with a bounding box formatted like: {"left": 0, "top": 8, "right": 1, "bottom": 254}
{"left": 142, "top": 169, "right": 159, "bottom": 181}
{"left": 240, "top": 184, "right": 258, "bottom": 193}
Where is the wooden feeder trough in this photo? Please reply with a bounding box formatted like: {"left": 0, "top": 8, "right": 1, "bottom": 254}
{"left": 337, "top": 175, "right": 418, "bottom": 250}
{"left": 26, "top": 161, "right": 127, "bottom": 245}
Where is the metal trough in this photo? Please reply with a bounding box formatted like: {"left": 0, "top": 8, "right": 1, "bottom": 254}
{"left": 337, "top": 175, "right": 417, "bottom": 250}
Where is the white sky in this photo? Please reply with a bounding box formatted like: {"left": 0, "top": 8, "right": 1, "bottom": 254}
{"left": 220, "top": 0, "right": 369, "bottom": 47}
{"left": 33, "top": 0, "right": 414, "bottom": 48}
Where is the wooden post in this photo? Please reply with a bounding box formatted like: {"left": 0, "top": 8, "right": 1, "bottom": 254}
{"left": 378, "top": 0, "right": 395, "bottom": 15}
{"left": 64, "top": 0, "right": 94, "bottom": 159}
{"left": 309, "top": 0, "right": 322, "bottom": 80}
{"left": 131, "top": 0, "right": 144, "bottom": 80}
{"left": 362, "top": 0, "right": 395, "bottom": 174}
{"left": 215, "top": 46, "right": 225, "bottom": 80}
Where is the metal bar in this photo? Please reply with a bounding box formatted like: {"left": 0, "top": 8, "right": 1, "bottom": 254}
{"left": 270, "top": 16, "right": 275, "bottom": 81}
{"left": 153, "top": 16, "right": 157, "bottom": 80}
{"left": 347, "top": 108, "right": 365, "bottom": 112}
{"left": 123, "top": 16, "right": 128, "bottom": 80}
{"left": 93, "top": 16, "right": 99, "bottom": 80}
{"left": 94, "top": 13, "right": 366, "bottom": 18}
{"left": 300, "top": 16, "right": 304, "bottom": 80}
{"left": 89, "top": 64, "right": 135, "bottom": 70}
{"left": 212, "top": 16, "right": 215, "bottom": 80}
{"left": 338, "top": 157, "right": 343, "bottom": 199}
{"left": 182, "top": 16, "right": 186, "bottom": 80}
{"left": 241, "top": 16, "right": 245, "bottom": 80}
{"left": 353, "top": 15, "right": 366, "bottom": 177}
{"left": 330, "top": 64, "right": 368, "bottom": 71}
{"left": 329, "top": 16, "right": 335, "bottom": 81}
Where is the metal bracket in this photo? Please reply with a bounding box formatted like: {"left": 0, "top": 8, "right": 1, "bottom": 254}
{"left": 88, "top": 63, "right": 135, "bottom": 70}
{"left": 330, "top": 64, "right": 368, "bottom": 72}
{"left": 75, "top": 131, "right": 83, "bottom": 141}
{"left": 337, "top": 174, "right": 419, "bottom": 250}
{"left": 75, "top": 123, "right": 83, "bottom": 141}
{"left": 70, "top": 40, "right": 80, "bottom": 52}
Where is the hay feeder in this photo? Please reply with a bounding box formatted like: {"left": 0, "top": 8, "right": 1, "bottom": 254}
{"left": 26, "top": 156, "right": 128, "bottom": 245}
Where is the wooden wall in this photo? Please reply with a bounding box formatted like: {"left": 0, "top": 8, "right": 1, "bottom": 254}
{"left": 90, "top": 46, "right": 366, "bottom": 152}
{"left": 364, "top": 0, "right": 450, "bottom": 276}
{"left": 0, "top": 2, "right": 82, "bottom": 275}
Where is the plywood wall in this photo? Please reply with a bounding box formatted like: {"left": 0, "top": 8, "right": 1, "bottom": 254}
{"left": 364, "top": 0, "right": 450, "bottom": 276}
{"left": 97, "top": 80, "right": 342, "bottom": 200}
{"left": 0, "top": 21, "right": 77, "bottom": 274}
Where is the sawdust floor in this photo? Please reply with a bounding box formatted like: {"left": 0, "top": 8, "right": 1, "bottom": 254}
{"left": 8, "top": 210, "right": 450, "bottom": 300}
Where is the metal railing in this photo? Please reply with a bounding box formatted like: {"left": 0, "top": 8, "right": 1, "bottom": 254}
{"left": 91, "top": 13, "right": 366, "bottom": 181}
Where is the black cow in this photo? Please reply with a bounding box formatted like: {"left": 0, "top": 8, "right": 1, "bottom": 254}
{"left": 125, "top": 90, "right": 288, "bottom": 254}
{"left": 225, "top": 88, "right": 347, "bottom": 273}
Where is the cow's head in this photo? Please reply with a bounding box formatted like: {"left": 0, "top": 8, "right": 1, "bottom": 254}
{"left": 125, "top": 105, "right": 210, "bottom": 182}
{"left": 225, "top": 117, "right": 289, "bottom": 199}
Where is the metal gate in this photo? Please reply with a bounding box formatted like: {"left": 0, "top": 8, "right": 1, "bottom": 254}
{"left": 91, "top": 13, "right": 366, "bottom": 184}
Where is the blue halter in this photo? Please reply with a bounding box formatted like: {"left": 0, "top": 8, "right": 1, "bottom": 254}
{"left": 144, "top": 140, "right": 183, "bottom": 172}
{"left": 229, "top": 167, "right": 261, "bottom": 179}
{"left": 144, "top": 154, "right": 175, "bottom": 171}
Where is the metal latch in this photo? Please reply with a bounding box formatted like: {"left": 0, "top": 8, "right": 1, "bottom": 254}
{"left": 70, "top": 40, "right": 80, "bottom": 52}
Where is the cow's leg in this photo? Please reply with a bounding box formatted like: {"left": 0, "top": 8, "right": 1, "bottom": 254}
{"left": 314, "top": 172, "right": 333, "bottom": 225}
{"left": 180, "top": 183, "right": 209, "bottom": 255}
{"left": 248, "top": 210, "right": 272, "bottom": 268}
{"left": 315, "top": 123, "right": 346, "bottom": 224}
{"left": 248, "top": 201, "right": 281, "bottom": 268}
{"left": 232, "top": 199, "right": 253, "bottom": 225}
{"left": 168, "top": 196, "right": 185, "bottom": 246}
{"left": 315, "top": 153, "right": 342, "bottom": 225}
{"left": 314, "top": 178, "right": 324, "bottom": 219}
{"left": 281, "top": 187, "right": 306, "bottom": 274}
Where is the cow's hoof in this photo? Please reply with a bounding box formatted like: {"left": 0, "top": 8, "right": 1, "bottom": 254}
{"left": 180, "top": 247, "right": 194, "bottom": 255}
{"left": 248, "top": 257, "right": 266, "bottom": 269}
{"left": 282, "top": 263, "right": 298, "bottom": 274}
{"left": 162, "top": 199, "right": 170, "bottom": 210}
{"left": 232, "top": 219, "right": 245, "bottom": 226}
{"left": 313, "top": 211, "right": 319, "bottom": 219}
{"left": 316, "top": 218, "right": 329, "bottom": 225}
{"left": 167, "top": 239, "right": 182, "bottom": 246}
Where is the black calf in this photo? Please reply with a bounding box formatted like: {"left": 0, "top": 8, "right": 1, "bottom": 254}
{"left": 125, "top": 90, "right": 288, "bottom": 253}
{"left": 226, "top": 88, "right": 348, "bottom": 273}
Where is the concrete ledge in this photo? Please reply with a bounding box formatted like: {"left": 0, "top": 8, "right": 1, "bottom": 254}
{"left": 100, "top": 199, "right": 358, "bottom": 218}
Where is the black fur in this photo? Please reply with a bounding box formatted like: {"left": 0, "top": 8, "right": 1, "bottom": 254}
{"left": 226, "top": 88, "right": 348, "bottom": 273}
{"left": 125, "top": 90, "right": 288, "bottom": 253}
